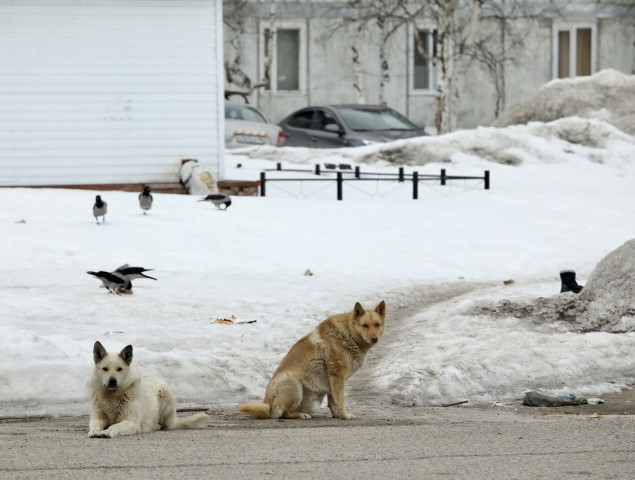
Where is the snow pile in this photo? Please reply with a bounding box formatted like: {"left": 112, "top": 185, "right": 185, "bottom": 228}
{"left": 581, "top": 239, "right": 635, "bottom": 331}
{"left": 232, "top": 116, "right": 635, "bottom": 167}
{"left": 494, "top": 69, "right": 635, "bottom": 136}
{"left": 468, "top": 239, "right": 635, "bottom": 333}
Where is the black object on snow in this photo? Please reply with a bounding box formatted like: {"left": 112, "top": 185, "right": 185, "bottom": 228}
{"left": 560, "top": 270, "right": 584, "bottom": 294}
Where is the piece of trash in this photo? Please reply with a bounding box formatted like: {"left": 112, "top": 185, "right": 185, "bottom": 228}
{"left": 522, "top": 391, "right": 586, "bottom": 407}
{"left": 586, "top": 397, "right": 605, "bottom": 405}
{"left": 212, "top": 315, "right": 257, "bottom": 325}
{"left": 440, "top": 400, "right": 468, "bottom": 407}
{"left": 555, "top": 391, "right": 577, "bottom": 400}
{"left": 304, "top": 269, "right": 314, "bottom": 276}
{"left": 589, "top": 412, "right": 601, "bottom": 420}
{"left": 213, "top": 318, "right": 234, "bottom": 325}
{"left": 104, "top": 331, "right": 124, "bottom": 336}
{"left": 503, "top": 279, "right": 515, "bottom": 285}
{"left": 15, "top": 219, "right": 27, "bottom": 224}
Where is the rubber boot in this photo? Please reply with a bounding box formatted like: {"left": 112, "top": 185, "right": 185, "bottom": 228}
{"left": 560, "top": 270, "right": 583, "bottom": 293}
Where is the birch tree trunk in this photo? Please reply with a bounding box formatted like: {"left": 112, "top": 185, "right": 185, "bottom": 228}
{"left": 223, "top": 0, "right": 251, "bottom": 91}
{"left": 349, "top": 0, "right": 367, "bottom": 104}
{"left": 377, "top": 11, "right": 390, "bottom": 105}
{"left": 434, "top": 0, "right": 460, "bottom": 135}
{"left": 259, "top": 1, "right": 277, "bottom": 90}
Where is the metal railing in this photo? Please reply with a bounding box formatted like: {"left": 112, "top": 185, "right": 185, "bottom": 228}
{"left": 260, "top": 163, "right": 490, "bottom": 200}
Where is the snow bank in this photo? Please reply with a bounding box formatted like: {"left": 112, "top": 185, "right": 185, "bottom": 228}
{"left": 230, "top": 116, "right": 635, "bottom": 167}
{"left": 494, "top": 69, "right": 635, "bottom": 136}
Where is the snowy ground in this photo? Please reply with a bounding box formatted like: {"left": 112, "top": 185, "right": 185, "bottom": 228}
{"left": 2, "top": 116, "right": 635, "bottom": 418}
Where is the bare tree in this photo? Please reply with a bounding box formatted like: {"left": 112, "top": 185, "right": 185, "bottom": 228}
{"left": 399, "top": 0, "right": 548, "bottom": 133}
{"left": 375, "top": 0, "right": 405, "bottom": 104}
{"left": 339, "top": 1, "right": 405, "bottom": 105}
{"left": 399, "top": 0, "right": 480, "bottom": 134}
{"left": 348, "top": 0, "right": 367, "bottom": 104}
{"left": 223, "top": 0, "right": 277, "bottom": 96}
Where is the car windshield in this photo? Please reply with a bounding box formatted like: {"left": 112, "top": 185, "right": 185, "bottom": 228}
{"left": 336, "top": 108, "right": 416, "bottom": 131}
{"left": 225, "top": 104, "right": 268, "bottom": 123}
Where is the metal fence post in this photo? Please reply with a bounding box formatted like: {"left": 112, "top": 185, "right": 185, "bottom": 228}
{"left": 484, "top": 170, "right": 490, "bottom": 190}
{"left": 441, "top": 169, "right": 446, "bottom": 186}
{"left": 315, "top": 164, "right": 321, "bottom": 175}
{"left": 276, "top": 162, "right": 282, "bottom": 171}
{"left": 398, "top": 167, "right": 404, "bottom": 182}
{"left": 260, "top": 171, "right": 266, "bottom": 197}
{"left": 337, "top": 172, "right": 343, "bottom": 201}
{"left": 355, "top": 166, "right": 360, "bottom": 178}
{"left": 413, "top": 172, "right": 419, "bottom": 199}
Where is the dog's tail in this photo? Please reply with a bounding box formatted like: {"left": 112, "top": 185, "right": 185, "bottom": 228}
{"left": 173, "top": 412, "right": 209, "bottom": 429}
{"left": 238, "top": 402, "right": 271, "bottom": 419}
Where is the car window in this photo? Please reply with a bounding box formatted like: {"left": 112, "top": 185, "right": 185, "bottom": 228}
{"left": 287, "top": 110, "right": 314, "bottom": 129}
{"left": 225, "top": 104, "right": 268, "bottom": 123}
{"left": 314, "top": 109, "right": 340, "bottom": 131}
{"left": 337, "top": 108, "right": 416, "bottom": 131}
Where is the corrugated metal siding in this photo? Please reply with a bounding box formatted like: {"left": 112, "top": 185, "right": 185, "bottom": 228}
{"left": 0, "top": 0, "right": 224, "bottom": 186}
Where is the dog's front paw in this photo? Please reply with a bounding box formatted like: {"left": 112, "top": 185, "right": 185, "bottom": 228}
{"left": 88, "top": 430, "right": 111, "bottom": 438}
{"left": 331, "top": 410, "right": 356, "bottom": 420}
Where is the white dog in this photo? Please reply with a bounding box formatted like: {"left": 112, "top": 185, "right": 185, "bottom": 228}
{"left": 88, "top": 341, "right": 208, "bottom": 438}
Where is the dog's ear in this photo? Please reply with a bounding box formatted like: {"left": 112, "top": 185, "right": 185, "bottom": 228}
{"left": 119, "top": 345, "right": 133, "bottom": 365}
{"left": 353, "top": 302, "right": 365, "bottom": 318}
{"left": 375, "top": 301, "right": 386, "bottom": 318}
{"left": 93, "top": 341, "right": 107, "bottom": 364}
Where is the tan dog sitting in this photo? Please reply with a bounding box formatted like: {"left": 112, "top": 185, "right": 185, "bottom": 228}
{"left": 239, "top": 301, "right": 386, "bottom": 420}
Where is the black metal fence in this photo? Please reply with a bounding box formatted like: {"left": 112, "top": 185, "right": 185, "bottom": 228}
{"left": 259, "top": 163, "right": 489, "bottom": 201}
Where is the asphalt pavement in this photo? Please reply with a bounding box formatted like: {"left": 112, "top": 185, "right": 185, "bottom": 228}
{"left": 1, "top": 402, "right": 634, "bottom": 480}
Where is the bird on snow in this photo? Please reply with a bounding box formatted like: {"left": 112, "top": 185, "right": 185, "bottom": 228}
{"left": 139, "top": 185, "right": 153, "bottom": 214}
{"left": 87, "top": 270, "right": 130, "bottom": 295}
{"left": 93, "top": 195, "right": 108, "bottom": 224}
{"left": 114, "top": 264, "right": 158, "bottom": 281}
{"left": 199, "top": 194, "right": 232, "bottom": 210}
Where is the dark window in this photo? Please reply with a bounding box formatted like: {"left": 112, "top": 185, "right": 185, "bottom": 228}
{"left": 414, "top": 29, "right": 437, "bottom": 90}
{"left": 287, "top": 110, "right": 314, "bottom": 129}
{"left": 314, "top": 110, "right": 339, "bottom": 131}
{"left": 556, "top": 26, "right": 593, "bottom": 78}
{"left": 264, "top": 28, "right": 300, "bottom": 91}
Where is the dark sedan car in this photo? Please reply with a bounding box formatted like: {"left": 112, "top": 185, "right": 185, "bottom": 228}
{"left": 278, "top": 105, "right": 426, "bottom": 148}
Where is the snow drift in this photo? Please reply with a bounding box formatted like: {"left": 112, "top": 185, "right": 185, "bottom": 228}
{"left": 494, "top": 69, "right": 635, "bottom": 136}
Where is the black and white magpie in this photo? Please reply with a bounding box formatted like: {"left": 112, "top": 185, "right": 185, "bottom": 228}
{"left": 93, "top": 195, "right": 108, "bottom": 224}
{"left": 139, "top": 186, "right": 153, "bottom": 214}
{"left": 114, "top": 264, "right": 157, "bottom": 281}
{"left": 199, "top": 194, "right": 232, "bottom": 210}
{"left": 87, "top": 271, "right": 129, "bottom": 294}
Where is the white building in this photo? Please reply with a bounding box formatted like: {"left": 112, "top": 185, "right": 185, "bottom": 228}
{"left": 0, "top": 0, "right": 225, "bottom": 188}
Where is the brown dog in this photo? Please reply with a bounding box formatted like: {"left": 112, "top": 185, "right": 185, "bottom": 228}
{"left": 239, "top": 301, "right": 386, "bottom": 420}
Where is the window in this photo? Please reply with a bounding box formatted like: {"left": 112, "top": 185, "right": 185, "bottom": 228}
{"left": 410, "top": 27, "right": 438, "bottom": 93}
{"left": 287, "top": 110, "right": 314, "bottom": 129}
{"left": 553, "top": 24, "right": 595, "bottom": 79}
{"left": 225, "top": 104, "right": 267, "bottom": 123}
{"left": 314, "top": 110, "right": 339, "bottom": 131}
{"left": 261, "top": 22, "right": 306, "bottom": 93}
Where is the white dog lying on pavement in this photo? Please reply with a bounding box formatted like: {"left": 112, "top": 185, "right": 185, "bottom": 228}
{"left": 88, "top": 341, "right": 208, "bottom": 438}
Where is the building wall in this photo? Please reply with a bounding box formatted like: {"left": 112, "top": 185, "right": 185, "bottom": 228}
{"left": 223, "top": 1, "right": 635, "bottom": 133}
{"left": 0, "top": 0, "right": 225, "bottom": 187}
